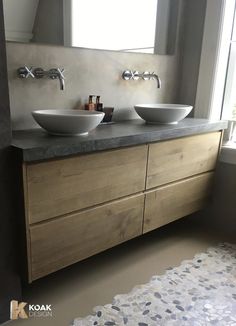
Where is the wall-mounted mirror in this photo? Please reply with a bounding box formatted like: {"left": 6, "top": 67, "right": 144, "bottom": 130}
{"left": 3, "top": 0, "right": 180, "bottom": 54}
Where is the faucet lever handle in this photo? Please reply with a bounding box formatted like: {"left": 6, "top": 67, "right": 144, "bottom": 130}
{"left": 56, "top": 68, "right": 65, "bottom": 79}
{"left": 17, "top": 66, "right": 35, "bottom": 78}
{"left": 48, "top": 68, "right": 64, "bottom": 79}
{"left": 142, "top": 71, "right": 151, "bottom": 80}
{"left": 122, "top": 70, "right": 133, "bottom": 80}
{"left": 133, "top": 71, "right": 140, "bottom": 80}
{"left": 151, "top": 72, "right": 156, "bottom": 79}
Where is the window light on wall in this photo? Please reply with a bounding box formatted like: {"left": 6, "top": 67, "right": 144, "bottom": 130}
{"left": 71, "top": 0, "right": 157, "bottom": 52}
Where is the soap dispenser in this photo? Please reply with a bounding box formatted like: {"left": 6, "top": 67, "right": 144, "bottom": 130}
{"left": 96, "top": 96, "right": 103, "bottom": 112}
{"left": 85, "top": 95, "right": 96, "bottom": 111}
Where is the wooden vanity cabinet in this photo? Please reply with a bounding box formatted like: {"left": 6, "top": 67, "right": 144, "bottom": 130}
{"left": 143, "top": 132, "right": 222, "bottom": 234}
{"left": 146, "top": 132, "right": 221, "bottom": 189}
{"left": 143, "top": 172, "right": 214, "bottom": 233}
{"left": 30, "top": 194, "right": 144, "bottom": 280}
{"left": 24, "top": 145, "right": 147, "bottom": 224}
{"left": 23, "top": 146, "right": 147, "bottom": 281}
{"left": 22, "top": 131, "right": 222, "bottom": 282}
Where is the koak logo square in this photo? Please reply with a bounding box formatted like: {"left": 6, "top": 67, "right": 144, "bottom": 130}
{"left": 10, "top": 301, "right": 28, "bottom": 320}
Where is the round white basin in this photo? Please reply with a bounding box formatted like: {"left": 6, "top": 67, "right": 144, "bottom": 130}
{"left": 134, "top": 104, "right": 193, "bottom": 124}
{"left": 32, "top": 109, "right": 105, "bottom": 136}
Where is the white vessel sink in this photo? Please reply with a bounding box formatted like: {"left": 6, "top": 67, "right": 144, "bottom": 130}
{"left": 32, "top": 109, "right": 105, "bottom": 136}
{"left": 134, "top": 104, "right": 193, "bottom": 124}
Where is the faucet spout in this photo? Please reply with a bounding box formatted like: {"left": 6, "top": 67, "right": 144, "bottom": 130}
{"left": 153, "top": 74, "right": 161, "bottom": 89}
{"left": 59, "top": 74, "right": 65, "bottom": 91}
{"left": 142, "top": 72, "right": 161, "bottom": 88}
{"left": 48, "top": 68, "right": 65, "bottom": 91}
{"left": 56, "top": 68, "right": 65, "bottom": 91}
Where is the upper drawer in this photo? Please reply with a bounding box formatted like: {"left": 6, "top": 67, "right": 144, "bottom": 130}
{"left": 24, "top": 145, "right": 147, "bottom": 224}
{"left": 146, "top": 132, "right": 221, "bottom": 189}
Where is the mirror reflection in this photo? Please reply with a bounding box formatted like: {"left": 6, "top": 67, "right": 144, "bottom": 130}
{"left": 67, "top": 0, "right": 157, "bottom": 53}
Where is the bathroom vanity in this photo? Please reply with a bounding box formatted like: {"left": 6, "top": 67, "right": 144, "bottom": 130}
{"left": 12, "top": 119, "right": 227, "bottom": 282}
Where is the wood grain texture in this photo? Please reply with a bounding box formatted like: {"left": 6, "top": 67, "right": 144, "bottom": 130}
{"left": 30, "top": 194, "right": 144, "bottom": 281}
{"left": 146, "top": 132, "right": 221, "bottom": 189}
{"left": 143, "top": 172, "right": 214, "bottom": 233}
{"left": 22, "top": 132, "right": 223, "bottom": 282}
{"left": 25, "top": 145, "right": 147, "bottom": 224}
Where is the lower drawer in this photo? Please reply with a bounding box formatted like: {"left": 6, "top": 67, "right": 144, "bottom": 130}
{"left": 29, "top": 194, "right": 144, "bottom": 281}
{"left": 143, "top": 172, "right": 214, "bottom": 233}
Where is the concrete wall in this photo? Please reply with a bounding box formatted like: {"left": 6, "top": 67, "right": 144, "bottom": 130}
{"left": 7, "top": 42, "right": 182, "bottom": 130}
{"left": 177, "top": 0, "right": 207, "bottom": 110}
{"left": 200, "top": 162, "right": 236, "bottom": 236}
{"left": 0, "top": 0, "right": 21, "bottom": 322}
{"left": 6, "top": 1, "right": 185, "bottom": 130}
{"left": 213, "top": 162, "right": 236, "bottom": 232}
{"left": 4, "top": 1, "right": 208, "bottom": 129}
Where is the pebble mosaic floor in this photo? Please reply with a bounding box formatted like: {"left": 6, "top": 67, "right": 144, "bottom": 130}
{"left": 73, "top": 243, "right": 236, "bottom": 326}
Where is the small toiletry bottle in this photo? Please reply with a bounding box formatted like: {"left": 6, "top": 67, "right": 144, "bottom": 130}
{"left": 85, "top": 95, "right": 96, "bottom": 111}
{"left": 96, "top": 95, "right": 103, "bottom": 112}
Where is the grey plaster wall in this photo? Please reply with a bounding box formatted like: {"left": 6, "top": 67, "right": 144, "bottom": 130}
{"left": 6, "top": 42, "right": 181, "bottom": 130}
{"left": 177, "top": 0, "right": 207, "bottom": 110}
{"left": 155, "top": 0, "right": 180, "bottom": 55}
{"left": 0, "top": 0, "right": 21, "bottom": 322}
{"left": 6, "top": 0, "right": 208, "bottom": 130}
{"left": 201, "top": 162, "right": 236, "bottom": 236}
{"left": 6, "top": 0, "right": 185, "bottom": 130}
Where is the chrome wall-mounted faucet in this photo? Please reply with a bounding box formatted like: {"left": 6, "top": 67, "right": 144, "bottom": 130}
{"left": 34, "top": 67, "right": 65, "bottom": 91}
{"left": 17, "top": 66, "right": 65, "bottom": 90}
{"left": 50, "top": 68, "right": 65, "bottom": 91}
{"left": 122, "top": 70, "right": 161, "bottom": 88}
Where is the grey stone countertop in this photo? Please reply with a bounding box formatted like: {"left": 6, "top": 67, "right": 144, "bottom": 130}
{"left": 11, "top": 118, "right": 228, "bottom": 162}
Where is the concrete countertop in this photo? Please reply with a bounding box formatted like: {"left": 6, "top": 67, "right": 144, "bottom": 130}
{"left": 12, "top": 118, "right": 228, "bottom": 162}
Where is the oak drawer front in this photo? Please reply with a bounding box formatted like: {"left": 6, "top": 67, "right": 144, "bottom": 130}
{"left": 25, "top": 145, "right": 147, "bottom": 224}
{"left": 143, "top": 172, "right": 214, "bottom": 234}
{"left": 29, "top": 194, "right": 144, "bottom": 281}
{"left": 146, "top": 132, "right": 221, "bottom": 189}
